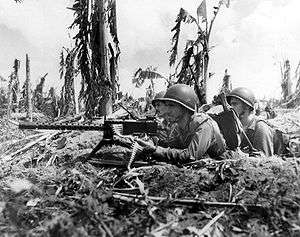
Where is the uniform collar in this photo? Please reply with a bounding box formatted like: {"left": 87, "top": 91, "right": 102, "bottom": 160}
{"left": 244, "top": 116, "right": 257, "bottom": 130}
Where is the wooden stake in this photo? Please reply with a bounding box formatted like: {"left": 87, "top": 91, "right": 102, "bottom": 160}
{"left": 1, "top": 132, "right": 58, "bottom": 162}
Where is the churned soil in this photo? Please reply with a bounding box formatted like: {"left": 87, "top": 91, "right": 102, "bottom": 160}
{"left": 0, "top": 112, "right": 299, "bottom": 237}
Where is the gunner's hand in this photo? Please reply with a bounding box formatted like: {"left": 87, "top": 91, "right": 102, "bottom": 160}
{"left": 135, "top": 138, "right": 156, "bottom": 155}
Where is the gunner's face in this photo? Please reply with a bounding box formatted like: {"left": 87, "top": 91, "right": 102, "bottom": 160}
{"left": 154, "top": 102, "right": 168, "bottom": 118}
{"left": 229, "top": 97, "right": 251, "bottom": 118}
{"left": 164, "top": 101, "right": 185, "bottom": 123}
{"left": 229, "top": 97, "right": 244, "bottom": 116}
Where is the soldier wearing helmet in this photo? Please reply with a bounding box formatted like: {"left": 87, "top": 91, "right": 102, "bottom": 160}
{"left": 151, "top": 90, "right": 174, "bottom": 146}
{"left": 138, "top": 84, "right": 226, "bottom": 164}
{"left": 227, "top": 87, "right": 274, "bottom": 156}
{"left": 152, "top": 90, "right": 167, "bottom": 118}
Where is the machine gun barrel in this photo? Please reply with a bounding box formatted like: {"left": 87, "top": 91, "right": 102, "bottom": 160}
{"left": 18, "top": 122, "right": 104, "bottom": 131}
{"left": 18, "top": 119, "right": 158, "bottom": 135}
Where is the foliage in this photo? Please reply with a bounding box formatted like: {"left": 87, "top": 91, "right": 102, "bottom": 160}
{"left": 132, "top": 66, "right": 166, "bottom": 88}
{"left": 220, "top": 69, "right": 231, "bottom": 94}
{"left": 32, "top": 74, "right": 48, "bottom": 112}
{"left": 294, "top": 60, "right": 300, "bottom": 92}
{"left": 69, "top": 0, "right": 120, "bottom": 117}
{"left": 0, "top": 140, "right": 300, "bottom": 236}
{"left": 59, "top": 47, "right": 78, "bottom": 117}
{"left": 0, "top": 87, "right": 7, "bottom": 116}
{"left": 169, "top": 0, "right": 228, "bottom": 104}
{"left": 280, "top": 59, "right": 292, "bottom": 101}
{"left": 1, "top": 107, "right": 300, "bottom": 236}
{"left": 11, "top": 59, "right": 20, "bottom": 108}
{"left": 43, "top": 87, "right": 60, "bottom": 118}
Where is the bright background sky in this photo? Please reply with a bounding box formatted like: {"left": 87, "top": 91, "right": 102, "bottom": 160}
{"left": 0, "top": 0, "right": 299, "bottom": 102}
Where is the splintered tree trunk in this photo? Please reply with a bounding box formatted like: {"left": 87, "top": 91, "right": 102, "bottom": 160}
{"left": 109, "top": 0, "right": 119, "bottom": 102}
{"left": 7, "top": 76, "right": 13, "bottom": 119}
{"left": 281, "top": 60, "right": 292, "bottom": 101}
{"left": 98, "top": 0, "right": 112, "bottom": 116}
{"left": 25, "top": 54, "right": 32, "bottom": 121}
{"left": 13, "top": 59, "right": 20, "bottom": 113}
{"left": 62, "top": 52, "right": 76, "bottom": 116}
{"left": 220, "top": 69, "right": 232, "bottom": 94}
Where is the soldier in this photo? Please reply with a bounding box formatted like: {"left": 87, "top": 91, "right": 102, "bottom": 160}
{"left": 265, "top": 103, "right": 276, "bottom": 119}
{"left": 227, "top": 87, "right": 274, "bottom": 156}
{"left": 151, "top": 90, "right": 167, "bottom": 118}
{"left": 137, "top": 84, "right": 226, "bottom": 164}
{"left": 151, "top": 90, "right": 173, "bottom": 146}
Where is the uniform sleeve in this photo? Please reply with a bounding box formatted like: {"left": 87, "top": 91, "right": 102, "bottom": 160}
{"left": 153, "top": 122, "right": 215, "bottom": 164}
{"left": 157, "top": 124, "right": 181, "bottom": 148}
{"left": 253, "top": 121, "right": 274, "bottom": 156}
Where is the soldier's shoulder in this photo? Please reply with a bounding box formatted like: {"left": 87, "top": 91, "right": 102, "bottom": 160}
{"left": 191, "top": 113, "right": 213, "bottom": 128}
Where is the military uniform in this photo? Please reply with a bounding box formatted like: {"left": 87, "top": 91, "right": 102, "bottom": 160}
{"left": 242, "top": 117, "right": 274, "bottom": 156}
{"left": 152, "top": 113, "right": 226, "bottom": 164}
{"left": 155, "top": 118, "right": 176, "bottom": 147}
{"left": 227, "top": 87, "right": 275, "bottom": 157}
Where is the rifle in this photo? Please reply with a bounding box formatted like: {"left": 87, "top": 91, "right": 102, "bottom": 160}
{"left": 218, "top": 93, "right": 257, "bottom": 154}
{"left": 18, "top": 117, "right": 158, "bottom": 161}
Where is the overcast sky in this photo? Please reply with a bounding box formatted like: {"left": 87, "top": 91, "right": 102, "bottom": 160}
{"left": 0, "top": 0, "right": 299, "bottom": 101}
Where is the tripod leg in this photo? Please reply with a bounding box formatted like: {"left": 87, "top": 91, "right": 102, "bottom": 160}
{"left": 84, "top": 139, "right": 111, "bottom": 162}
{"left": 84, "top": 136, "right": 133, "bottom": 162}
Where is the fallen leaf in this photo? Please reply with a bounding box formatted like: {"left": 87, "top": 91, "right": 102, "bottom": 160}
{"left": 55, "top": 185, "right": 63, "bottom": 196}
{"left": 26, "top": 198, "right": 41, "bottom": 207}
{"left": 7, "top": 178, "right": 33, "bottom": 193}
{"left": 56, "top": 137, "right": 67, "bottom": 149}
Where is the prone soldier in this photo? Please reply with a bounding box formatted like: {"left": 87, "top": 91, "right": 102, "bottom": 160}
{"left": 151, "top": 90, "right": 176, "bottom": 147}
{"left": 227, "top": 87, "right": 274, "bottom": 156}
{"left": 137, "top": 84, "right": 227, "bottom": 164}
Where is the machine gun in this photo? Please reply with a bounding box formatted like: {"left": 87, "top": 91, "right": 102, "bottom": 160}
{"left": 18, "top": 117, "right": 158, "bottom": 161}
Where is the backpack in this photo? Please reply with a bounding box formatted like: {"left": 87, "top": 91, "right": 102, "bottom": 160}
{"left": 209, "top": 111, "right": 296, "bottom": 156}
{"left": 256, "top": 119, "right": 295, "bottom": 156}
{"left": 209, "top": 110, "right": 241, "bottom": 150}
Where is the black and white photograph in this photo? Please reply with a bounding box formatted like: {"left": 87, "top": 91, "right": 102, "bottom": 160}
{"left": 0, "top": 0, "right": 299, "bottom": 236}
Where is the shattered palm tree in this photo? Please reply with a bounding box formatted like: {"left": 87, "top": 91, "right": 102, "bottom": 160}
{"left": 43, "top": 87, "right": 60, "bottom": 118}
{"left": 282, "top": 60, "right": 300, "bottom": 107}
{"left": 132, "top": 66, "right": 167, "bottom": 110}
{"left": 169, "top": 0, "right": 229, "bottom": 104}
{"left": 69, "top": 0, "right": 120, "bottom": 118}
{"left": 7, "top": 59, "right": 20, "bottom": 118}
{"left": 280, "top": 59, "right": 292, "bottom": 102}
{"left": 7, "top": 73, "right": 14, "bottom": 119}
{"left": 12, "top": 59, "right": 21, "bottom": 113}
{"left": 32, "top": 73, "right": 48, "bottom": 112}
{"left": 132, "top": 67, "right": 167, "bottom": 89}
{"left": 24, "top": 54, "right": 32, "bottom": 121}
{"left": 220, "top": 69, "right": 232, "bottom": 94}
{"left": 0, "top": 88, "right": 7, "bottom": 117}
{"left": 59, "top": 48, "right": 77, "bottom": 117}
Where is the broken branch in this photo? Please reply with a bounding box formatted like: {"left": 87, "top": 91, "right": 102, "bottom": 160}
{"left": 112, "top": 192, "right": 264, "bottom": 210}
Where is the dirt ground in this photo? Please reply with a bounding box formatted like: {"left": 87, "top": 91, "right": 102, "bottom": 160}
{"left": 0, "top": 111, "right": 299, "bottom": 237}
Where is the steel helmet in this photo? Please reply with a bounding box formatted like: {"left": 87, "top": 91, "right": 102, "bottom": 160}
{"left": 151, "top": 90, "right": 166, "bottom": 106}
{"left": 227, "top": 87, "right": 256, "bottom": 109}
{"left": 160, "top": 84, "right": 199, "bottom": 112}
